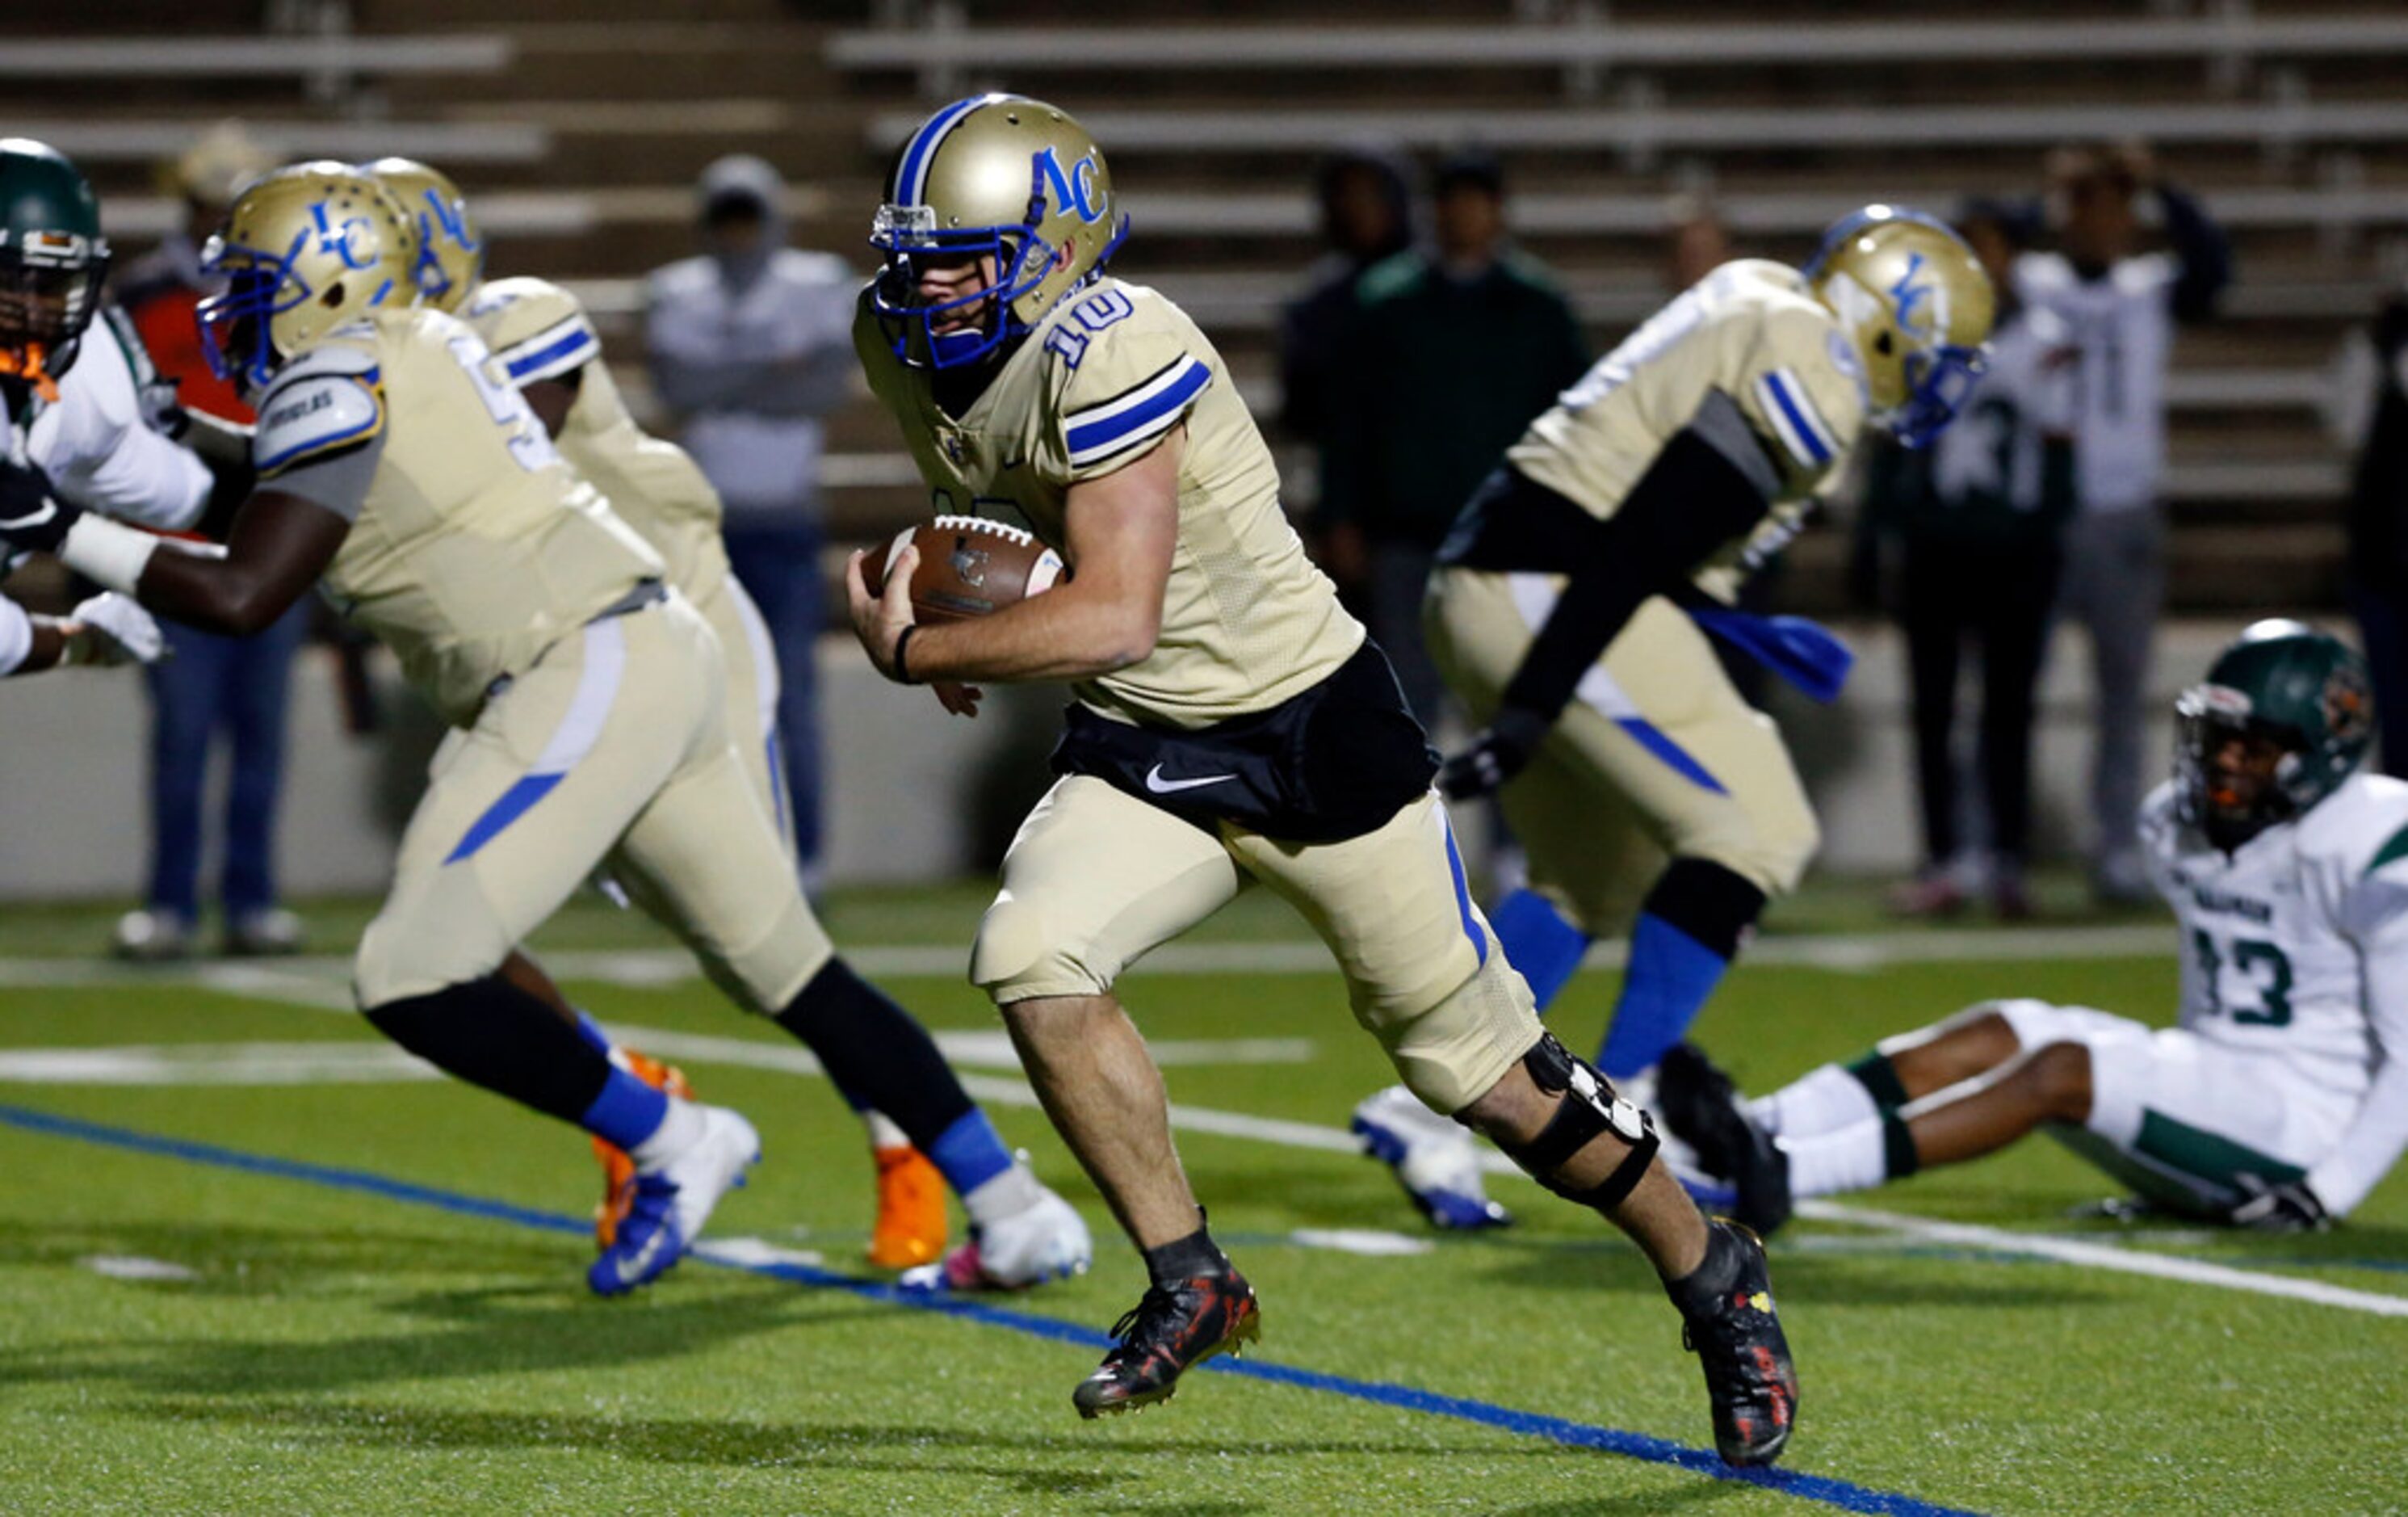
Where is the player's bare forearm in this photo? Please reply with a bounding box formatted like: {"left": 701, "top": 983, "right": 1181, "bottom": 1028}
{"left": 849, "top": 431, "right": 1181, "bottom": 686}
{"left": 8, "top": 618, "right": 69, "bottom": 675}
{"left": 137, "top": 490, "right": 350, "bottom": 637}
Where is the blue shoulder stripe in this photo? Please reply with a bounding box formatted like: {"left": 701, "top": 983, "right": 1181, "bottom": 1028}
{"left": 1760, "top": 369, "right": 1833, "bottom": 466}
{"left": 503, "top": 325, "right": 598, "bottom": 382}
{"left": 1064, "top": 358, "right": 1211, "bottom": 465}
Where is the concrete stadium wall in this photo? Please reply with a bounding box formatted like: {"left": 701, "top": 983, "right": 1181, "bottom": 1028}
{"left": 0, "top": 620, "right": 2277, "bottom": 903}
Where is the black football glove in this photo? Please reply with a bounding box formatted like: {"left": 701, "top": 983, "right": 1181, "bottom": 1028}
{"left": 0, "top": 456, "right": 78, "bottom": 557}
{"left": 2225, "top": 1173, "right": 2331, "bottom": 1233}
{"left": 1439, "top": 705, "right": 1553, "bottom": 801}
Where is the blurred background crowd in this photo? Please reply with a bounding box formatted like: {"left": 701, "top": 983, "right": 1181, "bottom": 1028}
{"left": 8, "top": 0, "right": 2408, "bottom": 957}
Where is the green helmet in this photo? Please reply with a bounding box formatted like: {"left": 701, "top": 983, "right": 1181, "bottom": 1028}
{"left": 2175, "top": 619, "right": 2374, "bottom": 839}
{"left": 0, "top": 137, "right": 110, "bottom": 371}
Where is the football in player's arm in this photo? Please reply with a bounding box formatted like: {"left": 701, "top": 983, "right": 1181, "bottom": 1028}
{"left": 1670, "top": 621, "right": 2408, "bottom": 1233}
{"left": 848, "top": 93, "right": 1800, "bottom": 1467}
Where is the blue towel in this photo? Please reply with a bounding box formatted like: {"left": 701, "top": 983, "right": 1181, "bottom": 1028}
{"left": 1686, "top": 606, "right": 1855, "bottom": 704}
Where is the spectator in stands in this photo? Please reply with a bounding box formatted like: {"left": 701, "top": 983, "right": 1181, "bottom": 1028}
{"left": 111, "top": 122, "right": 310, "bottom": 961}
{"left": 2343, "top": 276, "right": 2408, "bottom": 777}
{"left": 1861, "top": 201, "right": 2074, "bottom": 920}
{"left": 1280, "top": 145, "right": 1413, "bottom": 452}
{"left": 1319, "top": 149, "right": 1588, "bottom": 724}
{"left": 1663, "top": 193, "right": 1732, "bottom": 292}
{"left": 2018, "top": 141, "right": 2230, "bottom": 905}
{"left": 644, "top": 155, "right": 856, "bottom": 884}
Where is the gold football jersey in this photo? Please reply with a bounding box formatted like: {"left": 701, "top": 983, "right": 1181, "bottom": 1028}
{"left": 254, "top": 305, "right": 665, "bottom": 723}
{"left": 1507, "top": 259, "right": 1868, "bottom": 602}
{"left": 857, "top": 276, "right": 1361, "bottom": 729}
{"left": 463, "top": 275, "right": 731, "bottom": 603}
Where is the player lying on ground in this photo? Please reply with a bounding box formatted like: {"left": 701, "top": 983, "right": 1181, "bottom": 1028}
{"left": 846, "top": 94, "right": 1794, "bottom": 1465}
{"left": 1665, "top": 621, "right": 2408, "bottom": 1233}
{"left": 0, "top": 162, "right": 1086, "bottom": 1298}
{"left": 371, "top": 158, "right": 956, "bottom": 1278}
{"left": 1351, "top": 208, "right": 1998, "bottom": 1235}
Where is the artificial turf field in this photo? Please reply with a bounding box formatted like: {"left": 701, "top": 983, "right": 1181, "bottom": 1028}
{"left": 0, "top": 889, "right": 2402, "bottom": 1515}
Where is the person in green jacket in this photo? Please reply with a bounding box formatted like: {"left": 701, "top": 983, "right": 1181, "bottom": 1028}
{"left": 1319, "top": 150, "right": 1588, "bottom": 725}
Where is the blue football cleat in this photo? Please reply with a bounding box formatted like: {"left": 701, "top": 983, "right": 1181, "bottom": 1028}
{"left": 588, "top": 1104, "right": 760, "bottom": 1297}
{"left": 1351, "top": 1084, "right": 1512, "bottom": 1230}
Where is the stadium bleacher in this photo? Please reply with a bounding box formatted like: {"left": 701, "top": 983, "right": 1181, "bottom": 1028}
{"left": 19, "top": 0, "right": 2406, "bottom": 611}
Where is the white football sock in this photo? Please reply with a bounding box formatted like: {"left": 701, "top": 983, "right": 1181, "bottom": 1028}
{"left": 1749, "top": 1062, "right": 1880, "bottom": 1141}
{"left": 1780, "top": 1119, "right": 1890, "bottom": 1199}
{"left": 630, "top": 1096, "right": 707, "bottom": 1170}
{"left": 862, "top": 1109, "right": 910, "bottom": 1152}
{"left": 962, "top": 1158, "right": 1042, "bottom": 1228}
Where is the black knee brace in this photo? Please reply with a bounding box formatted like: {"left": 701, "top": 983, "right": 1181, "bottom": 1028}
{"left": 1496, "top": 1033, "right": 1660, "bottom": 1212}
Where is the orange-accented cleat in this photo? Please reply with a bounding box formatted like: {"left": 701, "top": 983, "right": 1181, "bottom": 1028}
{"left": 866, "top": 1145, "right": 950, "bottom": 1270}
{"left": 592, "top": 1051, "right": 694, "bottom": 1250}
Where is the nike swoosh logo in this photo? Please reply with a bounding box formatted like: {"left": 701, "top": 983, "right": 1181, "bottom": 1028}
{"left": 0, "top": 499, "right": 56, "bottom": 530}
{"left": 1145, "top": 764, "right": 1235, "bottom": 795}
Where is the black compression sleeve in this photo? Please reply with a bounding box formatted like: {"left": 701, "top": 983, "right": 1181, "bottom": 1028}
{"left": 1498, "top": 423, "right": 1774, "bottom": 723}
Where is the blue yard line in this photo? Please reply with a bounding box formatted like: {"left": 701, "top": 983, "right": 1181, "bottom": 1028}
{"left": 0, "top": 1101, "right": 1980, "bottom": 1517}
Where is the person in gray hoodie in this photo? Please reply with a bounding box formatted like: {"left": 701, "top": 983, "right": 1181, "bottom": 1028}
{"left": 644, "top": 154, "right": 857, "bottom": 881}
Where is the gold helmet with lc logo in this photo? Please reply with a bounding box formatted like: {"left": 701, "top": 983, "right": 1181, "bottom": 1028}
{"left": 199, "top": 161, "right": 417, "bottom": 389}
{"left": 1804, "top": 205, "right": 1995, "bottom": 448}
{"left": 869, "top": 93, "right": 1130, "bottom": 369}
{"left": 361, "top": 155, "right": 482, "bottom": 313}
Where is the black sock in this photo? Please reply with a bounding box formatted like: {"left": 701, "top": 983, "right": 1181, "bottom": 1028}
{"left": 1880, "top": 1110, "right": 1922, "bottom": 1179}
{"left": 1845, "top": 1049, "right": 1912, "bottom": 1113}
{"left": 1664, "top": 1214, "right": 1741, "bottom": 1305}
{"left": 365, "top": 973, "right": 614, "bottom": 1124}
{"left": 1142, "top": 1221, "right": 1227, "bottom": 1287}
{"left": 772, "top": 958, "right": 975, "bottom": 1149}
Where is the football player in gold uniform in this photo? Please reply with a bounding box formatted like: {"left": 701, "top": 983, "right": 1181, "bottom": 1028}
{"left": 1357, "top": 210, "right": 1998, "bottom": 1236}
{"left": 0, "top": 162, "right": 1086, "bottom": 1298}
{"left": 368, "top": 158, "right": 955, "bottom": 1277}
{"left": 846, "top": 94, "right": 1795, "bottom": 1464}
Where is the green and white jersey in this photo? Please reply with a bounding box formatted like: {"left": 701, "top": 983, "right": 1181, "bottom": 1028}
{"left": 2, "top": 301, "right": 209, "bottom": 532}
{"left": 2143, "top": 773, "right": 2408, "bottom": 1108}
{"left": 857, "top": 275, "right": 1362, "bottom": 730}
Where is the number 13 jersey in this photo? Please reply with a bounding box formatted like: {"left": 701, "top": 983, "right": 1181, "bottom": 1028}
{"left": 855, "top": 275, "right": 1361, "bottom": 731}
{"left": 2143, "top": 772, "right": 2408, "bottom": 1108}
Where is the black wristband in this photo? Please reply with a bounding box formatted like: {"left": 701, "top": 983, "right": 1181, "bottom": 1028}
{"left": 892, "top": 623, "right": 921, "bottom": 685}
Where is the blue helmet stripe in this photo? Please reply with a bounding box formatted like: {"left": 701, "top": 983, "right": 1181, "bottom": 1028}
{"left": 897, "top": 94, "right": 995, "bottom": 208}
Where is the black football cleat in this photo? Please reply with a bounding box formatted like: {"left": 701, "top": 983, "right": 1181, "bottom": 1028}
{"left": 1668, "top": 1220, "right": 1799, "bottom": 1468}
{"left": 1073, "top": 1268, "right": 1261, "bottom": 1419}
{"left": 1657, "top": 1042, "right": 1793, "bottom": 1238}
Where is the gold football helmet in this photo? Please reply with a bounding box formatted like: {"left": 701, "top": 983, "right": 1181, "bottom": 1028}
{"left": 1804, "top": 206, "right": 1995, "bottom": 448}
{"left": 362, "top": 155, "right": 482, "bottom": 313}
{"left": 869, "top": 93, "right": 1129, "bottom": 368}
{"left": 199, "top": 161, "right": 417, "bottom": 388}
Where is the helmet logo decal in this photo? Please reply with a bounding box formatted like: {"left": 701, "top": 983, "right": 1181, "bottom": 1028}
{"left": 1887, "top": 251, "right": 1939, "bottom": 342}
{"left": 2325, "top": 667, "right": 2372, "bottom": 744}
{"left": 308, "top": 201, "right": 378, "bottom": 272}
{"left": 421, "top": 190, "right": 480, "bottom": 253}
{"left": 1033, "top": 148, "right": 1105, "bottom": 225}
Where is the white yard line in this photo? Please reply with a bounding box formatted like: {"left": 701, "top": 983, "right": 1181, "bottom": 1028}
{"left": 0, "top": 920, "right": 2179, "bottom": 998}
{"left": 1792, "top": 1200, "right": 2408, "bottom": 1318}
{"left": 14, "top": 923, "right": 2402, "bottom": 1320}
